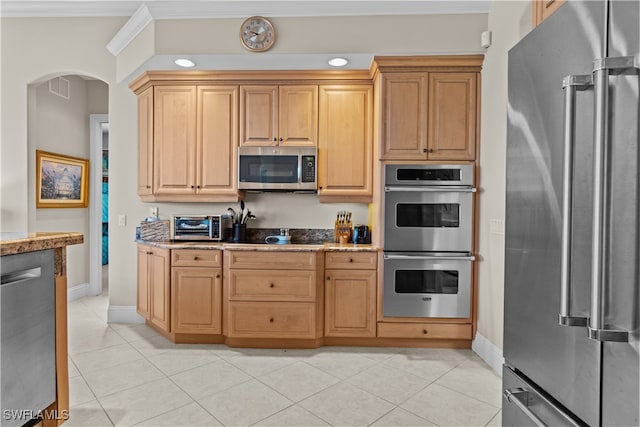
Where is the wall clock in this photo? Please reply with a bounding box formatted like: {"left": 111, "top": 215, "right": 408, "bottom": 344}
{"left": 240, "top": 16, "right": 276, "bottom": 52}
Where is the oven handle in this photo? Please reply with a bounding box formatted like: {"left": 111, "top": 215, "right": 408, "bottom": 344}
{"left": 384, "top": 186, "right": 476, "bottom": 193}
{"left": 383, "top": 254, "right": 475, "bottom": 261}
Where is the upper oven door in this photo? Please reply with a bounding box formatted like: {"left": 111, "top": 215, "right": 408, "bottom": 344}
{"left": 238, "top": 146, "right": 317, "bottom": 190}
{"left": 384, "top": 186, "right": 474, "bottom": 252}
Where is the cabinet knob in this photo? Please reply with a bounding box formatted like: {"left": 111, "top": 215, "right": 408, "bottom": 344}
{"left": 193, "top": 256, "right": 199, "bottom": 260}
{"left": 279, "top": 138, "right": 283, "bottom": 142}
{"left": 147, "top": 251, "right": 152, "bottom": 255}
{"left": 269, "top": 317, "right": 274, "bottom": 323}
{"left": 190, "top": 185, "right": 194, "bottom": 189}
{"left": 349, "top": 258, "right": 353, "bottom": 263}
{"left": 216, "top": 274, "right": 221, "bottom": 279}
{"left": 197, "top": 185, "right": 201, "bottom": 189}
{"left": 422, "top": 148, "right": 427, "bottom": 153}
{"left": 269, "top": 283, "right": 275, "bottom": 288}
{"left": 273, "top": 137, "right": 277, "bottom": 142}
{"left": 326, "top": 276, "right": 331, "bottom": 281}
{"left": 422, "top": 329, "right": 428, "bottom": 335}
{"left": 428, "top": 148, "right": 434, "bottom": 153}
{"left": 146, "top": 185, "right": 151, "bottom": 189}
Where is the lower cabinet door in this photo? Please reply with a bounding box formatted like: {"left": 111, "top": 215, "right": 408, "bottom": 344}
{"left": 149, "top": 248, "right": 170, "bottom": 332}
{"left": 172, "top": 267, "right": 222, "bottom": 334}
{"left": 325, "top": 269, "right": 376, "bottom": 337}
{"left": 227, "top": 301, "right": 316, "bottom": 339}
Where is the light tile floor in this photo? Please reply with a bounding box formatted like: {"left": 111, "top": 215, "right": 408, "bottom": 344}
{"left": 67, "top": 294, "right": 502, "bottom": 427}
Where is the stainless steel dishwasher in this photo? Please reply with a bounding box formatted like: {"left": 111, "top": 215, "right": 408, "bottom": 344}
{"left": 1, "top": 249, "right": 56, "bottom": 427}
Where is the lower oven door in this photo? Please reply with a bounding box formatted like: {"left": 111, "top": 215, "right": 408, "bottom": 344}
{"left": 384, "top": 186, "right": 474, "bottom": 252}
{"left": 383, "top": 252, "right": 474, "bottom": 318}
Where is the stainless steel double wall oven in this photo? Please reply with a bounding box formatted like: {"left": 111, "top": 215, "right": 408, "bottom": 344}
{"left": 383, "top": 164, "right": 475, "bottom": 318}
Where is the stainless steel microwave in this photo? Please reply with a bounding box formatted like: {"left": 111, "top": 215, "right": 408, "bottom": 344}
{"left": 238, "top": 146, "right": 317, "bottom": 191}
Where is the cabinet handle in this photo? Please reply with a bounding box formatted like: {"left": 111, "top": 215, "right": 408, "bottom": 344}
{"left": 279, "top": 138, "right": 283, "bottom": 142}
{"left": 349, "top": 258, "right": 353, "bottom": 263}
{"left": 429, "top": 148, "right": 434, "bottom": 153}
{"left": 273, "top": 137, "right": 277, "bottom": 142}
{"left": 193, "top": 256, "right": 199, "bottom": 260}
{"left": 422, "top": 329, "right": 428, "bottom": 335}
{"left": 197, "top": 185, "right": 201, "bottom": 189}
{"left": 190, "top": 185, "right": 194, "bottom": 189}
{"left": 216, "top": 274, "right": 221, "bottom": 279}
{"left": 422, "top": 148, "right": 427, "bottom": 153}
{"left": 146, "top": 185, "right": 151, "bottom": 189}
{"left": 269, "top": 317, "right": 274, "bottom": 323}
{"left": 269, "top": 283, "right": 275, "bottom": 288}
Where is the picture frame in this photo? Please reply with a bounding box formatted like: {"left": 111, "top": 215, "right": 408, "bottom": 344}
{"left": 36, "top": 150, "right": 89, "bottom": 208}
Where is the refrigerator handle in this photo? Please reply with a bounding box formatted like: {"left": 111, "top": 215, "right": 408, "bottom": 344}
{"left": 558, "top": 75, "right": 592, "bottom": 327}
{"left": 504, "top": 388, "right": 547, "bottom": 427}
{"left": 588, "top": 56, "right": 640, "bottom": 343}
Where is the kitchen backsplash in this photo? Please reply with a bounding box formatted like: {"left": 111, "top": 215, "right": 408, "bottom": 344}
{"left": 246, "top": 228, "right": 333, "bottom": 244}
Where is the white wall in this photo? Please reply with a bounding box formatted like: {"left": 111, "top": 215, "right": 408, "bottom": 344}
{"left": 27, "top": 76, "right": 107, "bottom": 288}
{"left": 477, "top": 1, "right": 532, "bottom": 351}
{"left": 1, "top": 13, "right": 489, "bottom": 309}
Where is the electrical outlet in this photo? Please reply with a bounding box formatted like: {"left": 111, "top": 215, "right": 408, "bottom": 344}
{"left": 118, "top": 215, "right": 127, "bottom": 227}
{"left": 150, "top": 207, "right": 158, "bottom": 217}
{"left": 489, "top": 219, "right": 505, "bottom": 235}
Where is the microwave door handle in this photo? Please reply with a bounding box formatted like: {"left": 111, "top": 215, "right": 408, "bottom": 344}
{"left": 383, "top": 254, "right": 475, "bottom": 262}
{"left": 588, "top": 57, "right": 639, "bottom": 343}
{"left": 384, "top": 186, "right": 476, "bottom": 193}
{"left": 558, "top": 75, "right": 591, "bottom": 327}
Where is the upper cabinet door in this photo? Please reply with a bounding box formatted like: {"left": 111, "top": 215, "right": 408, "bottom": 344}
{"left": 427, "top": 72, "right": 477, "bottom": 160}
{"left": 380, "top": 72, "right": 429, "bottom": 160}
{"left": 240, "top": 85, "right": 278, "bottom": 146}
{"left": 278, "top": 85, "right": 318, "bottom": 147}
{"left": 533, "top": 0, "right": 566, "bottom": 27}
{"left": 197, "top": 86, "right": 239, "bottom": 195}
{"left": 153, "top": 86, "right": 197, "bottom": 194}
{"left": 137, "top": 88, "right": 154, "bottom": 198}
{"left": 318, "top": 85, "right": 373, "bottom": 200}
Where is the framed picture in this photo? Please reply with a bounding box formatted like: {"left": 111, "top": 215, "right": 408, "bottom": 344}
{"left": 36, "top": 150, "right": 89, "bottom": 208}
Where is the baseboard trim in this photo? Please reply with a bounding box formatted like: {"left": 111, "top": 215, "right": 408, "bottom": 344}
{"left": 472, "top": 332, "right": 504, "bottom": 376}
{"left": 107, "top": 305, "right": 145, "bottom": 324}
{"left": 67, "top": 283, "right": 90, "bottom": 302}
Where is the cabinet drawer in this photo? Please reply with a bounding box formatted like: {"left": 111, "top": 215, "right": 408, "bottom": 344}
{"left": 227, "top": 302, "right": 317, "bottom": 339}
{"left": 377, "top": 322, "right": 472, "bottom": 340}
{"left": 172, "top": 249, "right": 221, "bottom": 267}
{"left": 325, "top": 251, "right": 377, "bottom": 270}
{"left": 227, "top": 251, "right": 317, "bottom": 270}
{"left": 228, "top": 270, "right": 316, "bottom": 301}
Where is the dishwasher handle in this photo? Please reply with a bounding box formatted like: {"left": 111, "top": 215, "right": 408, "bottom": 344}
{"left": 1, "top": 267, "right": 42, "bottom": 286}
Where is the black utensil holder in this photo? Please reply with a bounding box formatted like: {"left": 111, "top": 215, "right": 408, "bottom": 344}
{"left": 232, "top": 223, "right": 246, "bottom": 243}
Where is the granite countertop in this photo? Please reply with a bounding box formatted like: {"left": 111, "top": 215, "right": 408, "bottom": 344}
{"left": 137, "top": 240, "right": 378, "bottom": 252}
{"left": 0, "top": 232, "right": 84, "bottom": 256}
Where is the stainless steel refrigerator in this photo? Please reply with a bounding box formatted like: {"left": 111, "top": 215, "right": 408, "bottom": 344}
{"left": 503, "top": 0, "right": 639, "bottom": 425}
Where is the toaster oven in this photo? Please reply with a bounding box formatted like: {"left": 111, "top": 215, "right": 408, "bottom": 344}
{"left": 171, "top": 215, "right": 231, "bottom": 241}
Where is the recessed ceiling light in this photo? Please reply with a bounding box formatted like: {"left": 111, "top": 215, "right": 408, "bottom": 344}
{"left": 328, "top": 57, "right": 349, "bottom": 67}
{"left": 174, "top": 58, "right": 195, "bottom": 68}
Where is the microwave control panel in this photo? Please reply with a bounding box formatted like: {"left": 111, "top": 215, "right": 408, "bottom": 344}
{"left": 302, "top": 156, "right": 316, "bottom": 183}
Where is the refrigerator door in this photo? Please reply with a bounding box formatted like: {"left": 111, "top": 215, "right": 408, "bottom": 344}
{"left": 504, "top": 1, "right": 605, "bottom": 426}
{"left": 600, "top": 1, "right": 639, "bottom": 425}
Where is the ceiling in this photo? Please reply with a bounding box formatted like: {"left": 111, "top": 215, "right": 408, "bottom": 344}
{"left": 1, "top": 1, "right": 491, "bottom": 19}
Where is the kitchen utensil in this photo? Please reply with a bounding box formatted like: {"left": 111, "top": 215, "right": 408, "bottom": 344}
{"left": 227, "top": 208, "right": 236, "bottom": 223}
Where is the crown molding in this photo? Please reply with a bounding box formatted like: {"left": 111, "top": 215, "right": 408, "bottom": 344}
{"left": 106, "top": 4, "right": 152, "bottom": 56}
{"left": 2, "top": 1, "right": 490, "bottom": 19}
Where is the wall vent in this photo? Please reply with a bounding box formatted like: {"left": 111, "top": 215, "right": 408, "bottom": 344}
{"left": 49, "top": 77, "right": 70, "bottom": 100}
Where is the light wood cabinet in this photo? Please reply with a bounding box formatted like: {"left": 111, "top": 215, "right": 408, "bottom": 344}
{"left": 533, "top": 0, "right": 565, "bottom": 27}
{"left": 137, "top": 84, "right": 240, "bottom": 202}
{"left": 380, "top": 73, "right": 429, "bottom": 160}
{"left": 377, "top": 322, "right": 472, "bottom": 340}
{"left": 137, "top": 88, "right": 153, "bottom": 197}
{"left": 240, "top": 85, "right": 318, "bottom": 147}
{"left": 224, "top": 250, "right": 323, "bottom": 339}
{"left": 171, "top": 249, "right": 222, "bottom": 334}
{"left": 318, "top": 85, "right": 373, "bottom": 200}
{"left": 153, "top": 86, "right": 196, "bottom": 196}
{"left": 137, "top": 244, "right": 170, "bottom": 332}
{"left": 324, "top": 252, "right": 377, "bottom": 337}
{"left": 379, "top": 72, "right": 477, "bottom": 161}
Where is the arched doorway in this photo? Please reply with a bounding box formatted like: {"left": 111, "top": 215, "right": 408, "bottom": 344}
{"left": 29, "top": 73, "right": 109, "bottom": 301}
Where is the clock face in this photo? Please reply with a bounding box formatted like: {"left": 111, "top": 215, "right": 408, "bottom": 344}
{"left": 240, "top": 16, "right": 275, "bottom": 52}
